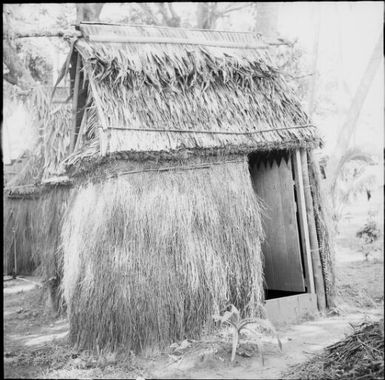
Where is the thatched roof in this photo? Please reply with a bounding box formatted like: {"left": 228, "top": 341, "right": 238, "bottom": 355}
{"left": 64, "top": 22, "right": 320, "bottom": 168}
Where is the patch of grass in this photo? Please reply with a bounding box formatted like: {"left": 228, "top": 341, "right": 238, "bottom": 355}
{"left": 336, "top": 261, "right": 384, "bottom": 308}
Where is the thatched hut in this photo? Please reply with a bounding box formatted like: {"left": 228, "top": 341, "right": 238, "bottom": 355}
{"left": 4, "top": 22, "right": 335, "bottom": 352}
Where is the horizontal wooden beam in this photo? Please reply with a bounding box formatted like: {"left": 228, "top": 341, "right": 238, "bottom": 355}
{"left": 87, "top": 35, "right": 269, "bottom": 49}
{"left": 106, "top": 159, "right": 244, "bottom": 179}
{"left": 104, "top": 124, "right": 316, "bottom": 135}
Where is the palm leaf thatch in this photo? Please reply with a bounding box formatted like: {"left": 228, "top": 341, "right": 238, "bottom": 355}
{"left": 5, "top": 86, "right": 72, "bottom": 188}
{"left": 27, "top": 87, "right": 72, "bottom": 178}
{"left": 62, "top": 161, "right": 264, "bottom": 352}
{"left": 62, "top": 23, "right": 320, "bottom": 169}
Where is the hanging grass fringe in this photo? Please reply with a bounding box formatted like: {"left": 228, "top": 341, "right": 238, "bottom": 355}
{"left": 62, "top": 161, "right": 265, "bottom": 352}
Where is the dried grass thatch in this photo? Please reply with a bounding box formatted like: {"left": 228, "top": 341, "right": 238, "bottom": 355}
{"left": 26, "top": 87, "right": 72, "bottom": 178}
{"left": 285, "top": 319, "right": 384, "bottom": 379}
{"left": 61, "top": 23, "right": 321, "bottom": 167}
{"left": 3, "top": 187, "right": 72, "bottom": 290}
{"left": 5, "top": 86, "right": 72, "bottom": 188}
{"left": 3, "top": 195, "right": 38, "bottom": 275}
{"left": 62, "top": 160, "right": 265, "bottom": 352}
{"left": 5, "top": 151, "right": 45, "bottom": 188}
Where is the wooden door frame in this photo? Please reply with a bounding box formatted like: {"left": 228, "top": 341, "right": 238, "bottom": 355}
{"left": 292, "top": 149, "right": 315, "bottom": 294}
{"left": 292, "top": 148, "right": 326, "bottom": 312}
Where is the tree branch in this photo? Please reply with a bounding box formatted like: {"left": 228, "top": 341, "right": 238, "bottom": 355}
{"left": 167, "top": 2, "right": 178, "bottom": 19}
{"left": 218, "top": 3, "right": 252, "bottom": 16}
{"left": 3, "top": 30, "right": 80, "bottom": 39}
{"left": 157, "top": 3, "right": 169, "bottom": 23}
{"left": 138, "top": 3, "right": 160, "bottom": 25}
{"left": 157, "top": 2, "right": 181, "bottom": 27}
{"left": 283, "top": 72, "right": 315, "bottom": 80}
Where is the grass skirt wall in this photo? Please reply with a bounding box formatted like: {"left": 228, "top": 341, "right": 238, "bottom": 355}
{"left": 3, "top": 195, "right": 38, "bottom": 275}
{"left": 62, "top": 161, "right": 265, "bottom": 352}
{"left": 3, "top": 187, "right": 72, "bottom": 310}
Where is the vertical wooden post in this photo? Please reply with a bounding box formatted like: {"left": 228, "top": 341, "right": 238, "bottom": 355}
{"left": 13, "top": 229, "right": 17, "bottom": 278}
{"left": 300, "top": 149, "right": 326, "bottom": 312}
{"left": 70, "top": 53, "right": 81, "bottom": 153}
{"left": 74, "top": 108, "right": 87, "bottom": 152}
{"left": 293, "top": 150, "right": 315, "bottom": 295}
{"left": 307, "top": 150, "right": 337, "bottom": 309}
{"left": 89, "top": 78, "right": 109, "bottom": 156}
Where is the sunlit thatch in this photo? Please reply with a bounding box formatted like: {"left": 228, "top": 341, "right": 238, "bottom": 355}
{"left": 63, "top": 23, "right": 320, "bottom": 169}
{"left": 62, "top": 161, "right": 265, "bottom": 352}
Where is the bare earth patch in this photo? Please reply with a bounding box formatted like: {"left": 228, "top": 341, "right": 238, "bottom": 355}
{"left": 4, "top": 270, "right": 383, "bottom": 379}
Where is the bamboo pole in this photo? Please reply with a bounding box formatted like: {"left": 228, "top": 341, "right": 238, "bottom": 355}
{"left": 307, "top": 151, "right": 337, "bottom": 309}
{"left": 293, "top": 150, "right": 315, "bottom": 294}
{"left": 13, "top": 229, "right": 17, "bottom": 278}
{"left": 70, "top": 53, "right": 81, "bottom": 153}
{"left": 106, "top": 124, "right": 316, "bottom": 134}
{"left": 300, "top": 149, "right": 326, "bottom": 312}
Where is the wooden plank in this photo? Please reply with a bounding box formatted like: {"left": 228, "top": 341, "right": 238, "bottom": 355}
{"left": 265, "top": 293, "right": 318, "bottom": 326}
{"left": 278, "top": 158, "right": 306, "bottom": 290}
{"left": 300, "top": 149, "right": 326, "bottom": 311}
{"left": 250, "top": 160, "right": 276, "bottom": 288}
{"left": 70, "top": 53, "right": 81, "bottom": 153}
{"left": 293, "top": 150, "right": 315, "bottom": 294}
{"left": 250, "top": 154, "right": 305, "bottom": 292}
{"left": 269, "top": 159, "right": 291, "bottom": 289}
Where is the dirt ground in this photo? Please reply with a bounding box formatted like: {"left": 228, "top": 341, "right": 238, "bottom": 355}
{"left": 3, "top": 194, "right": 384, "bottom": 379}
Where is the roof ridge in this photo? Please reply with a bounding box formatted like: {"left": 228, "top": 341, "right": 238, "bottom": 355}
{"left": 78, "top": 21, "right": 262, "bottom": 37}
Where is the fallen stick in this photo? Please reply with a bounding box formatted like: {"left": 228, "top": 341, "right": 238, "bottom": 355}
{"left": 15, "top": 276, "right": 43, "bottom": 288}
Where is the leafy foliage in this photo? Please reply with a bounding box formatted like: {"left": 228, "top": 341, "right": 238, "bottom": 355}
{"left": 356, "top": 217, "right": 381, "bottom": 261}
{"left": 327, "top": 147, "right": 378, "bottom": 229}
{"left": 357, "top": 218, "right": 381, "bottom": 244}
{"left": 213, "top": 304, "right": 282, "bottom": 363}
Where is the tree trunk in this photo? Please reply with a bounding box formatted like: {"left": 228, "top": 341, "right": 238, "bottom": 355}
{"left": 196, "top": 2, "right": 219, "bottom": 30}
{"left": 3, "top": 3, "right": 105, "bottom": 89}
{"left": 3, "top": 7, "right": 36, "bottom": 89}
{"left": 331, "top": 33, "right": 382, "bottom": 161}
{"left": 76, "top": 3, "right": 104, "bottom": 23}
{"left": 307, "top": 4, "right": 321, "bottom": 117}
{"left": 3, "top": 39, "right": 35, "bottom": 89}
